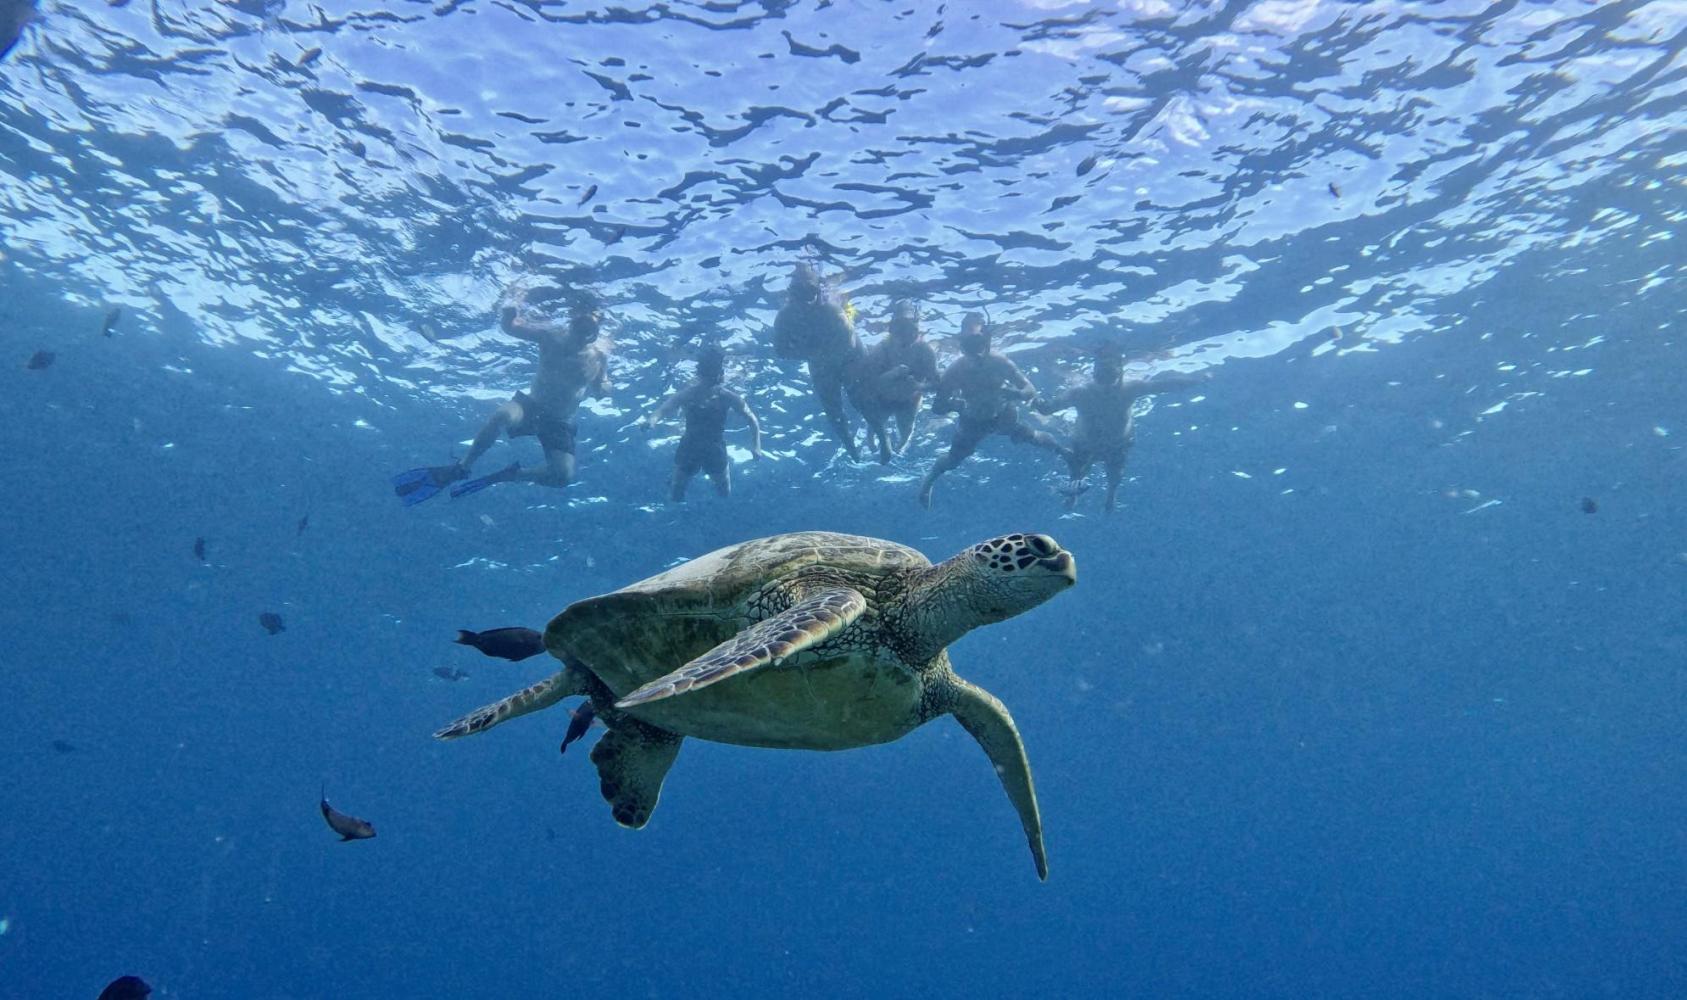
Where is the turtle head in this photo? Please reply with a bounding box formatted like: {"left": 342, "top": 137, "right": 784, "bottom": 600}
{"left": 907, "top": 534, "right": 1075, "bottom": 660}
{"left": 961, "top": 533, "right": 1076, "bottom": 623}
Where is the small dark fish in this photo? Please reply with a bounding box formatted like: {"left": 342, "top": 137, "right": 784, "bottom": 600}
{"left": 455, "top": 627, "right": 545, "bottom": 661}
{"left": 605, "top": 225, "right": 626, "bottom": 245}
{"left": 559, "top": 702, "right": 595, "bottom": 755}
{"left": 320, "top": 786, "right": 376, "bottom": 841}
{"left": 1328, "top": 182, "right": 1341, "bottom": 199}
{"left": 1580, "top": 497, "right": 1598, "bottom": 514}
{"left": 1076, "top": 154, "right": 1097, "bottom": 177}
{"left": 193, "top": 537, "right": 207, "bottom": 562}
{"left": 100, "top": 305, "right": 122, "bottom": 337}
{"left": 298, "top": 46, "right": 322, "bottom": 67}
{"left": 577, "top": 183, "right": 597, "bottom": 205}
{"left": 297, "top": 514, "right": 309, "bottom": 534}
{"left": 432, "top": 666, "right": 469, "bottom": 682}
{"left": 96, "top": 976, "right": 152, "bottom": 1000}
{"left": 259, "top": 612, "right": 285, "bottom": 635}
{"left": 51, "top": 739, "right": 77, "bottom": 754}
{"left": 26, "top": 350, "right": 54, "bottom": 370}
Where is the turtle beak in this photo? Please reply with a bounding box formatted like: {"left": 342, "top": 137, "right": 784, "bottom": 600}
{"left": 1024, "top": 534, "right": 1075, "bottom": 586}
{"left": 1042, "top": 550, "right": 1076, "bottom": 586}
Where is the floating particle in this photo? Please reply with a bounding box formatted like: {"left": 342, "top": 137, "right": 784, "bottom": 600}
{"left": 432, "top": 666, "right": 468, "bottom": 682}
{"left": 193, "top": 537, "right": 207, "bottom": 562}
{"left": 26, "top": 350, "right": 53, "bottom": 370}
{"left": 1328, "top": 182, "right": 1341, "bottom": 198}
{"left": 258, "top": 612, "right": 285, "bottom": 635}
{"left": 100, "top": 305, "right": 122, "bottom": 337}
{"left": 51, "top": 739, "right": 77, "bottom": 754}
{"left": 1580, "top": 497, "right": 1598, "bottom": 514}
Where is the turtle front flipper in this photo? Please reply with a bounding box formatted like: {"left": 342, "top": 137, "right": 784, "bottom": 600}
{"left": 433, "top": 668, "right": 584, "bottom": 740}
{"left": 614, "top": 587, "right": 867, "bottom": 708}
{"left": 947, "top": 677, "right": 1047, "bottom": 881}
{"left": 591, "top": 717, "right": 683, "bottom": 828}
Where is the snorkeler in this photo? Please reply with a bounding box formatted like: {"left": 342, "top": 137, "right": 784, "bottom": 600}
{"left": 918, "top": 312, "right": 1069, "bottom": 509}
{"left": 849, "top": 298, "right": 940, "bottom": 463}
{"left": 772, "top": 262, "right": 864, "bottom": 461}
{"left": 644, "top": 346, "right": 764, "bottom": 500}
{"left": 1035, "top": 344, "right": 1208, "bottom": 514}
{"left": 392, "top": 288, "right": 611, "bottom": 505}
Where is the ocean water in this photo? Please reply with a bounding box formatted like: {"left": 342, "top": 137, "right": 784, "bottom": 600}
{"left": 2, "top": 1, "right": 1684, "bottom": 997}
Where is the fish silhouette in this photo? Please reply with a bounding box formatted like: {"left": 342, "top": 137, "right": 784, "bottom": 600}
{"left": 96, "top": 976, "right": 151, "bottom": 1000}
{"left": 320, "top": 787, "right": 376, "bottom": 841}
{"left": 455, "top": 627, "right": 545, "bottom": 661}
{"left": 560, "top": 702, "right": 596, "bottom": 754}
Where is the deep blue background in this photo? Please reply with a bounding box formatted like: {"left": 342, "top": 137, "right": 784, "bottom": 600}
{"left": 3, "top": 0, "right": 1686, "bottom": 995}
{"left": 2, "top": 262, "right": 1683, "bottom": 998}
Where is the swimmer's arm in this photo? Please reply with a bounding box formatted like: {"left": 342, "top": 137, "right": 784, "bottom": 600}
{"left": 589, "top": 350, "right": 612, "bottom": 398}
{"left": 499, "top": 305, "right": 560, "bottom": 344}
{"left": 1001, "top": 359, "right": 1038, "bottom": 402}
{"left": 930, "top": 361, "right": 965, "bottom": 413}
{"left": 772, "top": 309, "right": 803, "bottom": 359}
{"left": 1033, "top": 386, "right": 1077, "bottom": 415}
{"left": 731, "top": 391, "right": 765, "bottom": 458}
{"left": 645, "top": 386, "right": 684, "bottom": 428}
{"left": 909, "top": 343, "right": 941, "bottom": 390}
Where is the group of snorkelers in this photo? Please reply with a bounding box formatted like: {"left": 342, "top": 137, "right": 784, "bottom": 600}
{"left": 394, "top": 265, "right": 1206, "bottom": 513}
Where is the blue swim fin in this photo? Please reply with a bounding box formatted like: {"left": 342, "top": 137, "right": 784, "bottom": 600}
{"left": 392, "top": 465, "right": 464, "bottom": 507}
{"left": 450, "top": 462, "right": 522, "bottom": 499}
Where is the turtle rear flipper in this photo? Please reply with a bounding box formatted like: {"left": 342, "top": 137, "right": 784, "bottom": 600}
{"left": 591, "top": 719, "right": 683, "bottom": 829}
{"left": 614, "top": 587, "right": 867, "bottom": 708}
{"left": 434, "top": 669, "right": 583, "bottom": 740}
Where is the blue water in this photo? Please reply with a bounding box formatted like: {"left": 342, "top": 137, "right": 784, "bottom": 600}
{"left": 3, "top": 1, "right": 1685, "bottom": 997}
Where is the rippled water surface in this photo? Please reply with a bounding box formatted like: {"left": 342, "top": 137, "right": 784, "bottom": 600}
{"left": 2, "top": 1, "right": 1684, "bottom": 997}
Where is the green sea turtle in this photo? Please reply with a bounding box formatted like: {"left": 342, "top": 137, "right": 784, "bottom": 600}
{"left": 434, "top": 530, "right": 1076, "bottom": 879}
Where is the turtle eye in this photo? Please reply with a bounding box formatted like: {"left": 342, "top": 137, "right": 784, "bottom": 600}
{"left": 1027, "top": 535, "right": 1056, "bottom": 557}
